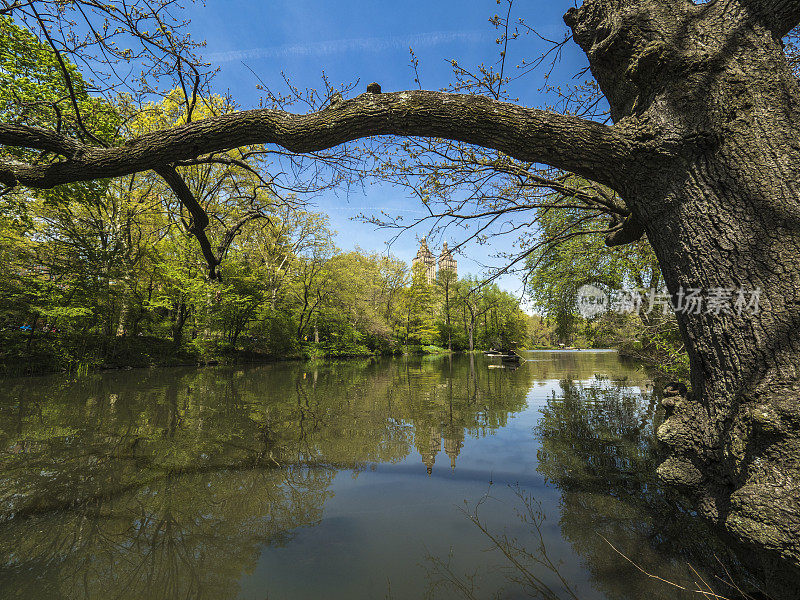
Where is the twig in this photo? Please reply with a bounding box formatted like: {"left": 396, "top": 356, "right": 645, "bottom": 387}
{"left": 597, "top": 533, "right": 732, "bottom": 599}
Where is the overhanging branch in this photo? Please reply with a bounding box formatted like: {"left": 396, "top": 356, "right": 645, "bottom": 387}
{"left": 738, "top": 0, "right": 800, "bottom": 38}
{"left": 1, "top": 91, "right": 630, "bottom": 192}
{"left": 155, "top": 165, "right": 220, "bottom": 279}
{"left": 0, "top": 123, "right": 82, "bottom": 157}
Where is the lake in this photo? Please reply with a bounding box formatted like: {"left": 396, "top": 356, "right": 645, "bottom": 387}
{"left": 0, "top": 351, "right": 769, "bottom": 599}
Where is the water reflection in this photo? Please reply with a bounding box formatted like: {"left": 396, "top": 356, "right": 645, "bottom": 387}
{"left": 0, "top": 353, "right": 783, "bottom": 599}
{"left": 535, "top": 377, "right": 773, "bottom": 599}
{"left": 0, "top": 356, "right": 541, "bottom": 599}
{"left": 0, "top": 468, "right": 331, "bottom": 599}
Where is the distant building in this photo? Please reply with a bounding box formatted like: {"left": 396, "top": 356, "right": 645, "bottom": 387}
{"left": 438, "top": 242, "right": 457, "bottom": 278}
{"left": 412, "top": 238, "right": 436, "bottom": 283}
{"left": 415, "top": 422, "right": 465, "bottom": 475}
{"left": 443, "top": 423, "right": 465, "bottom": 471}
{"left": 413, "top": 239, "right": 457, "bottom": 284}
{"left": 418, "top": 425, "right": 441, "bottom": 476}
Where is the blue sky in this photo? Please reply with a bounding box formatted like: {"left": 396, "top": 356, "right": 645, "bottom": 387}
{"left": 183, "top": 0, "right": 590, "bottom": 298}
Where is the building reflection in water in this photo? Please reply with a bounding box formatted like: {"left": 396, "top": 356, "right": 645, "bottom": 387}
{"left": 0, "top": 355, "right": 536, "bottom": 599}
{"left": 0, "top": 353, "right": 790, "bottom": 599}
{"left": 416, "top": 424, "right": 465, "bottom": 475}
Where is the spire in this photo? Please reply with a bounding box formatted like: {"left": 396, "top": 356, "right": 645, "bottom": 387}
{"left": 443, "top": 424, "right": 465, "bottom": 471}
{"left": 412, "top": 238, "right": 436, "bottom": 284}
{"left": 438, "top": 241, "right": 457, "bottom": 277}
{"left": 417, "top": 425, "right": 441, "bottom": 476}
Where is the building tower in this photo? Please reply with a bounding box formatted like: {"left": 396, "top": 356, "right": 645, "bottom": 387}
{"left": 412, "top": 238, "right": 436, "bottom": 284}
{"left": 438, "top": 242, "right": 457, "bottom": 277}
{"left": 443, "top": 423, "right": 465, "bottom": 471}
{"left": 415, "top": 425, "right": 442, "bottom": 476}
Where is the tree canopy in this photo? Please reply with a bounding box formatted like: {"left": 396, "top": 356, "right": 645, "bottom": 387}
{"left": 2, "top": 0, "right": 800, "bottom": 573}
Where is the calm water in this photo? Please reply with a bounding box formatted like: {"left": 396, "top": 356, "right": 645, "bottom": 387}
{"left": 0, "top": 352, "right": 767, "bottom": 599}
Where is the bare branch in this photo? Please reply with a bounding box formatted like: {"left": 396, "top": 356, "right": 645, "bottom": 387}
{"left": 29, "top": 3, "right": 107, "bottom": 146}
{"left": 216, "top": 211, "right": 270, "bottom": 264}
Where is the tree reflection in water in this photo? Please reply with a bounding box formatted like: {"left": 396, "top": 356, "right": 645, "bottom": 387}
{"left": 0, "top": 467, "right": 332, "bottom": 599}
{"left": 0, "top": 356, "right": 533, "bottom": 600}
{"left": 1, "top": 356, "right": 789, "bottom": 600}
{"left": 429, "top": 375, "right": 778, "bottom": 600}
{"left": 537, "top": 377, "right": 787, "bottom": 599}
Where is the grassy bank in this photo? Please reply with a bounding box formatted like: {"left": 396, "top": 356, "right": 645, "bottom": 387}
{"left": 1, "top": 331, "right": 219, "bottom": 376}
{"left": 617, "top": 337, "right": 690, "bottom": 383}
{"left": 0, "top": 332, "right": 461, "bottom": 376}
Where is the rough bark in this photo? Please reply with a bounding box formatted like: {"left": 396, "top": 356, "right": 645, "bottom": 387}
{"left": 1, "top": 0, "right": 800, "bottom": 575}
{"left": 0, "top": 92, "right": 629, "bottom": 191}
{"left": 565, "top": 0, "right": 800, "bottom": 576}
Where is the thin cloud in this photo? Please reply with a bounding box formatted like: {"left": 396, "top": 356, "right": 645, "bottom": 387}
{"left": 327, "top": 206, "right": 425, "bottom": 214}
{"left": 208, "top": 30, "right": 488, "bottom": 63}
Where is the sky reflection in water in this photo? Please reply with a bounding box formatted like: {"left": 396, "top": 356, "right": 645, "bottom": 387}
{"left": 0, "top": 352, "right": 765, "bottom": 599}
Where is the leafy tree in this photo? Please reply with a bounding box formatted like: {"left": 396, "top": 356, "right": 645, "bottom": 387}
{"left": 434, "top": 267, "right": 458, "bottom": 351}
{"left": 526, "top": 182, "right": 662, "bottom": 345}
{"left": 3, "top": 0, "right": 800, "bottom": 561}
{"left": 401, "top": 263, "right": 438, "bottom": 346}
{"left": 0, "top": 14, "right": 119, "bottom": 155}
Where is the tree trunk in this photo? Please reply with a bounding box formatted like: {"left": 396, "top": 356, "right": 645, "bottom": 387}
{"left": 444, "top": 281, "right": 452, "bottom": 352}
{"left": 230, "top": 321, "right": 243, "bottom": 348}
{"left": 563, "top": 0, "right": 800, "bottom": 572}
{"left": 115, "top": 283, "right": 130, "bottom": 337}
{"left": 25, "top": 315, "right": 37, "bottom": 351}
{"left": 3, "top": 0, "right": 800, "bottom": 573}
{"left": 172, "top": 301, "right": 188, "bottom": 348}
{"left": 645, "top": 161, "right": 800, "bottom": 568}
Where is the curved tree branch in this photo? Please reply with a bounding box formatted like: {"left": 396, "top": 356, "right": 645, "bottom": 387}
{"left": 29, "top": 2, "right": 108, "bottom": 147}
{"left": 738, "top": 0, "right": 800, "bottom": 38}
{"left": 216, "top": 211, "right": 270, "bottom": 265}
{"left": 155, "top": 165, "right": 273, "bottom": 278}
{"left": 155, "top": 164, "right": 220, "bottom": 279}
{"left": 0, "top": 123, "right": 82, "bottom": 157}
{"left": 605, "top": 214, "right": 645, "bottom": 247}
{"left": 0, "top": 91, "right": 632, "bottom": 192}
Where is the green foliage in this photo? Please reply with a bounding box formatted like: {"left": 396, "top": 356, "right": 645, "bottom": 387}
{"left": 0, "top": 33, "right": 532, "bottom": 371}
{"left": 0, "top": 15, "right": 90, "bottom": 137}
{"left": 3, "top": 173, "right": 533, "bottom": 372}
{"left": 0, "top": 330, "right": 198, "bottom": 375}
{"left": 525, "top": 178, "right": 687, "bottom": 376}
{"left": 0, "top": 16, "right": 120, "bottom": 211}
{"left": 402, "top": 263, "right": 438, "bottom": 346}
{"left": 527, "top": 198, "right": 658, "bottom": 344}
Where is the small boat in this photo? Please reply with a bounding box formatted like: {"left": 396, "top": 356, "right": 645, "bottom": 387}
{"left": 488, "top": 362, "right": 520, "bottom": 370}
{"left": 487, "top": 350, "right": 521, "bottom": 363}
{"left": 485, "top": 348, "right": 522, "bottom": 362}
